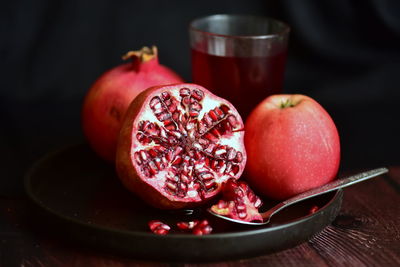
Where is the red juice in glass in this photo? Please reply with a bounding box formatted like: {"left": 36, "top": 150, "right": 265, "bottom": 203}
{"left": 192, "top": 48, "right": 287, "bottom": 118}
{"left": 189, "top": 15, "right": 290, "bottom": 119}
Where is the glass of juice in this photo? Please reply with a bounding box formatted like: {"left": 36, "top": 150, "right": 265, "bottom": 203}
{"left": 189, "top": 14, "right": 290, "bottom": 119}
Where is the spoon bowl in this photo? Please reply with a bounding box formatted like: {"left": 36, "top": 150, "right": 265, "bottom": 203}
{"left": 208, "top": 167, "right": 389, "bottom": 225}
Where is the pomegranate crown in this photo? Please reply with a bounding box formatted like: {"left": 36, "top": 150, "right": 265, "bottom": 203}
{"left": 122, "top": 46, "right": 158, "bottom": 62}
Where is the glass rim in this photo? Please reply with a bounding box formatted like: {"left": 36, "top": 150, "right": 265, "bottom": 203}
{"left": 189, "top": 14, "right": 290, "bottom": 40}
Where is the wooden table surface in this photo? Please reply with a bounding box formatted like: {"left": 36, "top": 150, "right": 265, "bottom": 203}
{"left": 1, "top": 167, "right": 399, "bottom": 266}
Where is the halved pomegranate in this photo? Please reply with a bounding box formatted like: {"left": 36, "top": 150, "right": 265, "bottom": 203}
{"left": 116, "top": 84, "right": 246, "bottom": 209}
{"left": 210, "top": 178, "right": 263, "bottom": 222}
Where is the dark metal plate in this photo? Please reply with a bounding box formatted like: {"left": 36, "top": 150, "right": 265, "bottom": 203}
{"left": 25, "top": 144, "right": 343, "bottom": 262}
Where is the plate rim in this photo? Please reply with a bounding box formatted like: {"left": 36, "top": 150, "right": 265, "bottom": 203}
{"left": 24, "top": 143, "right": 343, "bottom": 240}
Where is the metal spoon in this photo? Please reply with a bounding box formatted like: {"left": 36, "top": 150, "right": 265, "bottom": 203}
{"left": 208, "top": 167, "right": 389, "bottom": 226}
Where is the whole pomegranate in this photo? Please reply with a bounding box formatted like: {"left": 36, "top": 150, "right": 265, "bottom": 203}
{"left": 82, "top": 46, "right": 183, "bottom": 162}
{"left": 245, "top": 94, "right": 340, "bottom": 200}
{"left": 116, "top": 83, "right": 246, "bottom": 209}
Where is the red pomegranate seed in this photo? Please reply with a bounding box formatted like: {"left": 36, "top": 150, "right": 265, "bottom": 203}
{"left": 176, "top": 220, "right": 199, "bottom": 230}
{"left": 148, "top": 220, "right": 171, "bottom": 235}
{"left": 192, "top": 220, "right": 213, "bottom": 235}
{"left": 309, "top": 205, "right": 319, "bottom": 214}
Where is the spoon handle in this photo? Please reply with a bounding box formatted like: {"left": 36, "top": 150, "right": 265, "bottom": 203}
{"left": 264, "top": 167, "right": 389, "bottom": 220}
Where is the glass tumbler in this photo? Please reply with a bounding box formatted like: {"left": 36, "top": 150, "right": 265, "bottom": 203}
{"left": 189, "top": 14, "right": 290, "bottom": 118}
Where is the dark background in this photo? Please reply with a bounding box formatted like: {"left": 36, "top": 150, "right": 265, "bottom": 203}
{"left": 2, "top": 0, "right": 399, "bottom": 196}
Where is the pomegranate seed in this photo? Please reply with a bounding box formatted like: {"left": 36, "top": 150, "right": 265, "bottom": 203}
{"left": 140, "top": 150, "right": 149, "bottom": 161}
{"left": 181, "top": 96, "right": 190, "bottom": 106}
{"left": 234, "top": 152, "right": 243, "bottom": 163}
{"left": 211, "top": 128, "right": 221, "bottom": 138}
{"left": 226, "top": 115, "right": 237, "bottom": 127}
{"left": 180, "top": 174, "right": 190, "bottom": 184}
{"left": 220, "top": 104, "right": 230, "bottom": 113}
{"left": 226, "top": 148, "right": 236, "bottom": 160}
{"left": 204, "top": 179, "right": 216, "bottom": 189}
{"left": 214, "top": 145, "right": 226, "bottom": 156}
{"left": 204, "top": 132, "right": 218, "bottom": 143}
{"left": 136, "top": 132, "right": 145, "bottom": 142}
{"left": 236, "top": 203, "right": 246, "bottom": 212}
{"left": 148, "top": 149, "right": 158, "bottom": 157}
{"left": 176, "top": 221, "right": 190, "bottom": 230}
{"left": 222, "top": 120, "right": 232, "bottom": 134}
{"left": 148, "top": 220, "right": 170, "bottom": 235}
{"left": 154, "top": 158, "right": 164, "bottom": 170}
{"left": 166, "top": 181, "right": 177, "bottom": 191}
{"left": 253, "top": 198, "right": 263, "bottom": 208}
{"left": 209, "top": 110, "right": 218, "bottom": 121}
{"left": 218, "top": 201, "right": 228, "bottom": 209}
{"left": 214, "top": 107, "right": 224, "bottom": 118}
{"left": 164, "top": 99, "right": 172, "bottom": 108}
{"left": 133, "top": 152, "right": 142, "bottom": 164}
{"left": 238, "top": 211, "right": 247, "bottom": 219}
{"left": 191, "top": 101, "right": 202, "bottom": 111}
{"left": 193, "top": 182, "right": 201, "bottom": 191}
{"left": 148, "top": 161, "right": 158, "bottom": 175}
{"left": 309, "top": 205, "right": 319, "bottom": 214}
{"left": 141, "top": 166, "right": 150, "bottom": 177}
{"left": 176, "top": 220, "right": 199, "bottom": 230}
{"left": 189, "top": 110, "right": 200, "bottom": 117}
{"left": 168, "top": 102, "right": 177, "bottom": 113}
{"left": 210, "top": 159, "right": 220, "bottom": 170}
{"left": 168, "top": 136, "right": 178, "bottom": 145}
{"left": 217, "top": 160, "right": 225, "bottom": 168}
{"left": 165, "top": 122, "right": 177, "bottom": 131}
{"left": 230, "top": 165, "right": 240, "bottom": 175}
{"left": 161, "top": 91, "right": 170, "bottom": 100}
{"left": 150, "top": 97, "right": 161, "bottom": 109}
{"left": 192, "top": 220, "right": 213, "bottom": 235}
{"left": 156, "top": 112, "right": 171, "bottom": 122}
{"left": 179, "top": 88, "right": 190, "bottom": 97}
{"left": 202, "top": 114, "right": 212, "bottom": 125}
{"left": 204, "top": 143, "right": 215, "bottom": 154}
{"left": 179, "top": 182, "right": 187, "bottom": 192}
{"left": 143, "top": 137, "right": 152, "bottom": 144}
{"left": 192, "top": 89, "right": 204, "bottom": 100}
{"left": 172, "top": 111, "right": 180, "bottom": 121}
{"left": 202, "top": 172, "right": 214, "bottom": 180}
{"left": 224, "top": 163, "right": 232, "bottom": 174}
{"left": 171, "top": 155, "right": 182, "bottom": 165}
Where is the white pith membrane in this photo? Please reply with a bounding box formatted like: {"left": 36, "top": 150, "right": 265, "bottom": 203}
{"left": 130, "top": 86, "right": 245, "bottom": 203}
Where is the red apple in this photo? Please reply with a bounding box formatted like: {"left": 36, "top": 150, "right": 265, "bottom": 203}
{"left": 244, "top": 94, "right": 340, "bottom": 200}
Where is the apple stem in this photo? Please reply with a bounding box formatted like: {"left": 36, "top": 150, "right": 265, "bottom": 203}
{"left": 280, "top": 99, "right": 295, "bottom": 109}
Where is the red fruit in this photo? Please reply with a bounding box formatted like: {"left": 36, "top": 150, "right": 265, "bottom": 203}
{"left": 192, "top": 220, "right": 213, "bottom": 235}
{"left": 82, "top": 46, "right": 183, "bottom": 162}
{"left": 176, "top": 220, "right": 213, "bottom": 235}
{"left": 309, "top": 205, "right": 319, "bottom": 214}
{"left": 210, "top": 178, "right": 263, "bottom": 222}
{"left": 245, "top": 94, "right": 340, "bottom": 200}
{"left": 116, "top": 84, "right": 246, "bottom": 209}
{"left": 176, "top": 220, "right": 199, "bottom": 230}
{"left": 148, "top": 220, "right": 171, "bottom": 235}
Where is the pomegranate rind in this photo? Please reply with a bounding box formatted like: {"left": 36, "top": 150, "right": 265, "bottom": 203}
{"left": 82, "top": 47, "right": 183, "bottom": 162}
{"left": 116, "top": 83, "right": 246, "bottom": 209}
